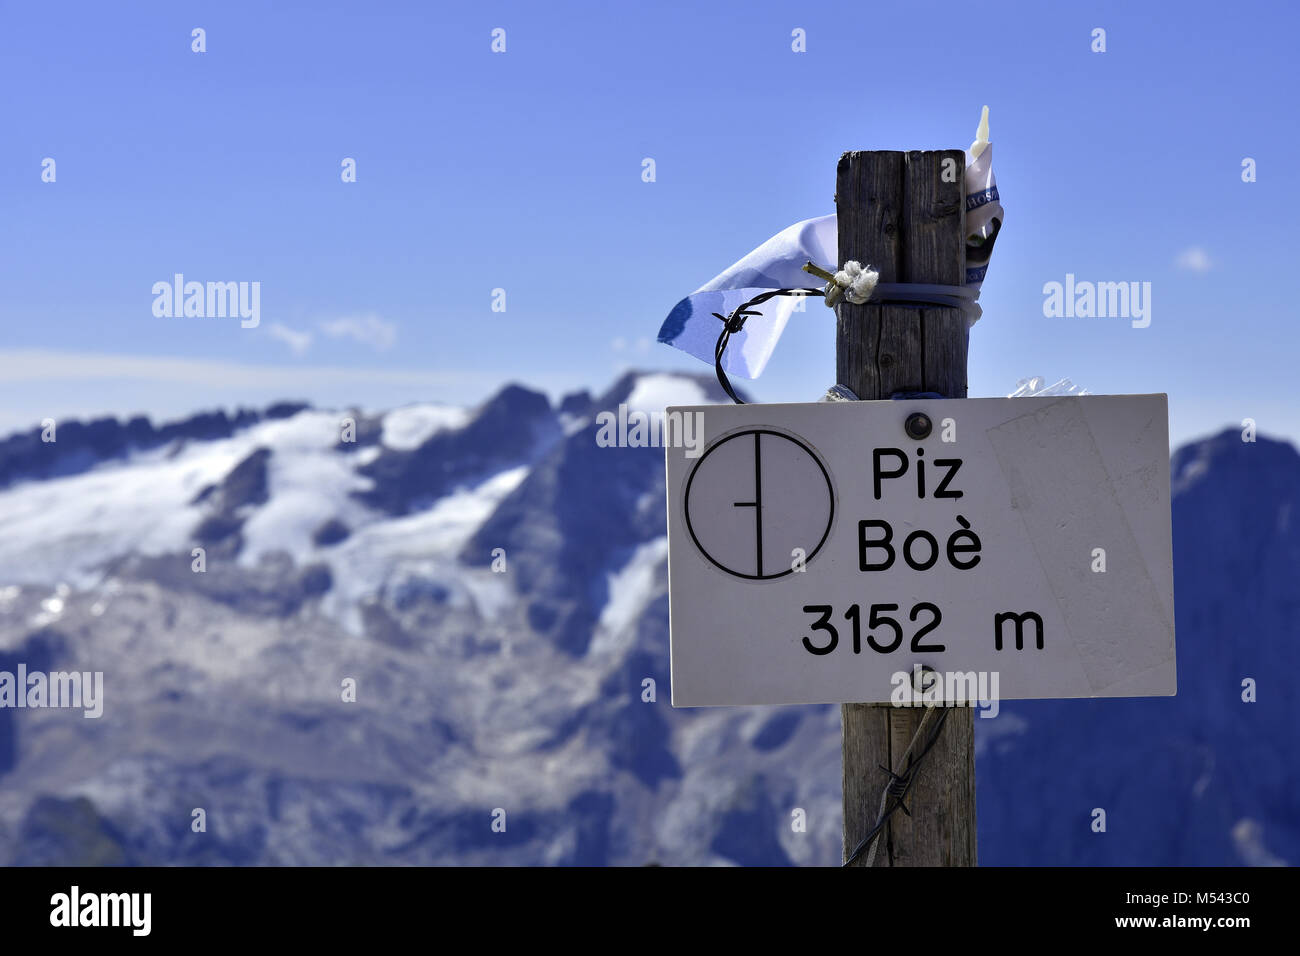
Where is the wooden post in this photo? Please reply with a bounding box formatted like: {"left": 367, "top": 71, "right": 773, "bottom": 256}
{"left": 837, "top": 150, "right": 977, "bottom": 867}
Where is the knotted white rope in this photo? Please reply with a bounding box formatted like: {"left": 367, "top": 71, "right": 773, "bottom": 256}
{"left": 823, "top": 260, "right": 879, "bottom": 307}
{"left": 801, "top": 260, "right": 982, "bottom": 324}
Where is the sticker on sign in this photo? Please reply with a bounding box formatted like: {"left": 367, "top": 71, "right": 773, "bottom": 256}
{"left": 665, "top": 395, "right": 1176, "bottom": 707}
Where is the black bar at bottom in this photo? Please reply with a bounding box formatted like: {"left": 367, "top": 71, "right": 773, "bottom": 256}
{"left": 0, "top": 865, "right": 1289, "bottom": 942}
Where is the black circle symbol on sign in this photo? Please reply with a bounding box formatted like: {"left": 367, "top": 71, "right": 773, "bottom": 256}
{"left": 684, "top": 429, "right": 835, "bottom": 580}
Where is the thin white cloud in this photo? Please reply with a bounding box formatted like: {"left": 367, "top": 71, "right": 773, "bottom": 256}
{"left": 1175, "top": 247, "right": 1213, "bottom": 272}
{"left": 320, "top": 314, "right": 397, "bottom": 351}
{"left": 0, "top": 349, "right": 478, "bottom": 389}
{"left": 267, "top": 322, "right": 314, "bottom": 356}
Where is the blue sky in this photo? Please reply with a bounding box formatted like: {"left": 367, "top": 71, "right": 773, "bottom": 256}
{"left": 2, "top": 0, "right": 1296, "bottom": 449}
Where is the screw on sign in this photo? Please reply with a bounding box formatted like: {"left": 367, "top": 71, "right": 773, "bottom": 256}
{"left": 666, "top": 395, "right": 1174, "bottom": 706}
{"left": 664, "top": 394, "right": 1176, "bottom": 872}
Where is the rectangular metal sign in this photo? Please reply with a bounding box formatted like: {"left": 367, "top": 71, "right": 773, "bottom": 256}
{"left": 665, "top": 395, "right": 1176, "bottom": 706}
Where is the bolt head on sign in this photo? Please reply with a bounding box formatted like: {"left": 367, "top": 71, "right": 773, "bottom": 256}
{"left": 664, "top": 395, "right": 1177, "bottom": 707}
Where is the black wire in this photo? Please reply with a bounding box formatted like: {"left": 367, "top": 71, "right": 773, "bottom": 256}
{"left": 713, "top": 288, "right": 823, "bottom": 405}
{"left": 842, "top": 705, "right": 953, "bottom": 867}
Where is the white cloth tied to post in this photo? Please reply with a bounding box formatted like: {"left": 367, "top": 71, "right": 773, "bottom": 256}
{"left": 658, "top": 110, "right": 1004, "bottom": 379}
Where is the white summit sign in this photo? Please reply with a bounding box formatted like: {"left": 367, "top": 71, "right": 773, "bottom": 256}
{"left": 664, "top": 395, "right": 1177, "bottom": 707}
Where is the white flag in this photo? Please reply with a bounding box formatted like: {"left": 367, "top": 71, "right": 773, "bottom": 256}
{"left": 658, "top": 109, "right": 1004, "bottom": 379}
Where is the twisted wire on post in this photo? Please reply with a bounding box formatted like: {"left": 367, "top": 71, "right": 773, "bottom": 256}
{"left": 843, "top": 705, "right": 953, "bottom": 867}
{"left": 712, "top": 288, "right": 821, "bottom": 404}
{"left": 712, "top": 261, "right": 980, "bottom": 406}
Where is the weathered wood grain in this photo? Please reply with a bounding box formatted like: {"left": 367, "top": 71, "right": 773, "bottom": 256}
{"left": 837, "top": 149, "right": 977, "bottom": 867}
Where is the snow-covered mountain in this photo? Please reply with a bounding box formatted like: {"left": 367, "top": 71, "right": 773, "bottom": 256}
{"left": 0, "top": 373, "right": 1294, "bottom": 866}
